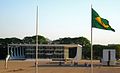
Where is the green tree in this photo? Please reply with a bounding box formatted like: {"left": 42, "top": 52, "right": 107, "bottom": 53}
{"left": 23, "top": 35, "right": 48, "bottom": 44}
{"left": 115, "top": 45, "right": 120, "bottom": 59}
{"left": 93, "top": 45, "right": 107, "bottom": 59}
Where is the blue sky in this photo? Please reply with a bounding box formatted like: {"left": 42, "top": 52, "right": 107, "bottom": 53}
{"left": 0, "top": 0, "right": 120, "bottom": 45}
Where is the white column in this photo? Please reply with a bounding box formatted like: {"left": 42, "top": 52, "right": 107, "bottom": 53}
{"left": 74, "top": 45, "right": 82, "bottom": 62}
{"left": 17, "top": 47, "right": 19, "bottom": 57}
{"left": 16, "top": 47, "right": 17, "bottom": 57}
{"left": 19, "top": 47, "right": 21, "bottom": 57}
{"left": 14, "top": 47, "right": 16, "bottom": 57}
{"left": 15, "top": 47, "right": 17, "bottom": 57}
{"left": 10, "top": 48, "right": 13, "bottom": 57}
{"left": 22, "top": 48, "right": 24, "bottom": 56}
{"left": 20, "top": 47, "right": 22, "bottom": 57}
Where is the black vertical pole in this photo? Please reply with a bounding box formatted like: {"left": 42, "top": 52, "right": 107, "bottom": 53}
{"left": 108, "top": 50, "right": 110, "bottom": 66}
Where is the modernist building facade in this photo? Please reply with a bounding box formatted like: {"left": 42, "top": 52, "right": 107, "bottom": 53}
{"left": 8, "top": 44, "right": 82, "bottom": 62}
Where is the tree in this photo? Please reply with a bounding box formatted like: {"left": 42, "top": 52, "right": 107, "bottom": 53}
{"left": 52, "top": 37, "right": 72, "bottom": 44}
{"left": 22, "top": 36, "right": 34, "bottom": 44}
{"left": 93, "top": 45, "right": 107, "bottom": 59}
{"left": 22, "top": 35, "right": 48, "bottom": 44}
{"left": 115, "top": 45, "right": 120, "bottom": 59}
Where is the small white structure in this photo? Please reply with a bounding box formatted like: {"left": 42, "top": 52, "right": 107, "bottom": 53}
{"left": 102, "top": 49, "right": 116, "bottom": 66}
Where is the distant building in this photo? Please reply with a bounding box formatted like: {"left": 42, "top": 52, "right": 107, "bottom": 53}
{"left": 102, "top": 49, "right": 116, "bottom": 66}
{"left": 8, "top": 44, "right": 82, "bottom": 62}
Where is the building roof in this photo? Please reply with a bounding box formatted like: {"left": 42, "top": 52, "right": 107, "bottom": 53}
{"left": 8, "top": 44, "right": 82, "bottom": 47}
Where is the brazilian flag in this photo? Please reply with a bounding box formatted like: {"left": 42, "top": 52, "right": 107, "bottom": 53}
{"left": 92, "top": 8, "right": 115, "bottom": 32}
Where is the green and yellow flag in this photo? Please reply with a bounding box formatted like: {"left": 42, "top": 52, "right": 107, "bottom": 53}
{"left": 92, "top": 8, "right": 115, "bottom": 32}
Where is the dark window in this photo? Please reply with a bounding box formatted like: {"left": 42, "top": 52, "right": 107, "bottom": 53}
{"left": 69, "top": 47, "right": 77, "bottom": 58}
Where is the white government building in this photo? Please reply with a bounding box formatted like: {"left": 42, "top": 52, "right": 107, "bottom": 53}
{"left": 7, "top": 44, "right": 82, "bottom": 62}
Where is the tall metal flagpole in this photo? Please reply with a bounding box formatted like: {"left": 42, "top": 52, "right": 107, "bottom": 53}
{"left": 35, "top": 5, "right": 39, "bottom": 73}
{"left": 91, "top": 5, "right": 93, "bottom": 73}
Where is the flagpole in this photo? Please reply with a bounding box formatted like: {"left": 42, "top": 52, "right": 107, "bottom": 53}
{"left": 35, "top": 5, "right": 39, "bottom": 73}
{"left": 91, "top": 4, "right": 93, "bottom": 73}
